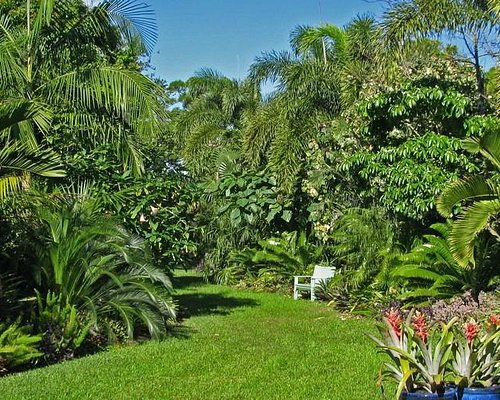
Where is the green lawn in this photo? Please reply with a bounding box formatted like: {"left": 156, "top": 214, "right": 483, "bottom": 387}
{"left": 0, "top": 272, "right": 388, "bottom": 399}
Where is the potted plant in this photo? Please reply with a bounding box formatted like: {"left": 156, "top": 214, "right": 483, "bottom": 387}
{"left": 370, "top": 308, "right": 457, "bottom": 399}
{"left": 452, "top": 315, "right": 500, "bottom": 400}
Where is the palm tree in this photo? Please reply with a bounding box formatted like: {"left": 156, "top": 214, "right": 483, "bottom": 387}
{"left": 0, "top": 141, "right": 65, "bottom": 199}
{"left": 436, "top": 129, "right": 500, "bottom": 267}
{"left": 393, "top": 222, "right": 500, "bottom": 301}
{"left": 382, "top": 0, "right": 498, "bottom": 112}
{"left": 0, "top": 0, "right": 166, "bottom": 177}
{"left": 33, "top": 185, "right": 175, "bottom": 339}
{"left": 172, "top": 68, "right": 260, "bottom": 178}
{"left": 245, "top": 17, "right": 384, "bottom": 185}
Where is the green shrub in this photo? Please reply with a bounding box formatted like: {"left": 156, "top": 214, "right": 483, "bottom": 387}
{"left": 0, "top": 322, "right": 42, "bottom": 375}
{"left": 34, "top": 291, "right": 89, "bottom": 363}
{"left": 32, "top": 186, "right": 176, "bottom": 341}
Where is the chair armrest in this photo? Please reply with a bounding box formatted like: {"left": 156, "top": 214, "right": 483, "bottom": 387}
{"left": 294, "top": 275, "right": 312, "bottom": 285}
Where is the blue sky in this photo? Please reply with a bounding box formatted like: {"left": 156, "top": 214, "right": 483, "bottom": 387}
{"left": 146, "top": 0, "right": 385, "bottom": 83}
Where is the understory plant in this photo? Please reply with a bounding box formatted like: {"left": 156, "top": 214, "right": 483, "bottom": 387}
{"left": 394, "top": 222, "right": 500, "bottom": 302}
{"left": 34, "top": 291, "right": 90, "bottom": 363}
{"left": 32, "top": 186, "right": 176, "bottom": 342}
{"left": 0, "top": 322, "right": 42, "bottom": 375}
{"left": 219, "top": 231, "right": 322, "bottom": 289}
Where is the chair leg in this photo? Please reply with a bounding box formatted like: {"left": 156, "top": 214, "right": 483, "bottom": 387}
{"left": 293, "top": 288, "right": 298, "bottom": 300}
{"left": 311, "top": 286, "right": 315, "bottom": 301}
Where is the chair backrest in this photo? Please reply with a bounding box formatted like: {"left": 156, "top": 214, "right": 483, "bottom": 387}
{"left": 312, "top": 266, "right": 335, "bottom": 280}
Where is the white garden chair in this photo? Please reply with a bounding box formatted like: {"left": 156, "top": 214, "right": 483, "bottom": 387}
{"left": 293, "top": 266, "right": 336, "bottom": 301}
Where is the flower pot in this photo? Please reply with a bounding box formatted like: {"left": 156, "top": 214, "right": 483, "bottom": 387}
{"left": 401, "top": 388, "right": 456, "bottom": 400}
{"left": 458, "top": 386, "right": 500, "bottom": 400}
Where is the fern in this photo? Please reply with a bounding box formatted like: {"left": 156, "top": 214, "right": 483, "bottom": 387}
{"left": 0, "top": 322, "right": 42, "bottom": 374}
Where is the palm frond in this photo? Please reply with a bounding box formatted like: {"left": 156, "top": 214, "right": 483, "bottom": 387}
{"left": 102, "top": 0, "right": 158, "bottom": 54}
{"left": 249, "top": 50, "right": 295, "bottom": 87}
{"left": 45, "top": 0, "right": 157, "bottom": 57}
{"left": 44, "top": 67, "right": 165, "bottom": 132}
{"left": 437, "top": 176, "right": 494, "bottom": 217}
{"left": 290, "top": 23, "right": 348, "bottom": 64}
{"left": 448, "top": 199, "right": 500, "bottom": 267}
{"left": 0, "top": 142, "right": 65, "bottom": 199}
{"left": 0, "top": 99, "right": 51, "bottom": 147}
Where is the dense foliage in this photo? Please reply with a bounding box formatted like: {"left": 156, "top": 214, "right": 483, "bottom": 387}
{"left": 0, "top": 0, "right": 184, "bottom": 373}
{"left": 2, "top": 0, "right": 500, "bottom": 382}
{"left": 164, "top": 0, "right": 500, "bottom": 319}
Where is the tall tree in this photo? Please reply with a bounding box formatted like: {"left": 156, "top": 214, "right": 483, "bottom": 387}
{"left": 170, "top": 69, "right": 260, "bottom": 179}
{"left": 245, "top": 17, "right": 390, "bottom": 186}
{"left": 382, "top": 0, "right": 498, "bottom": 112}
{"left": 0, "top": 0, "right": 166, "bottom": 183}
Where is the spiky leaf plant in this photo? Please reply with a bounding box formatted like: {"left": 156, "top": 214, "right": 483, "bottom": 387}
{"left": 33, "top": 184, "right": 175, "bottom": 340}
{"left": 436, "top": 130, "right": 500, "bottom": 267}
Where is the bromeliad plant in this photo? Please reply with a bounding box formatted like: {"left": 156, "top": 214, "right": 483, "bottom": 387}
{"left": 372, "top": 308, "right": 500, "bottom": 398}
{"left": 370, "top": 308, "right": 457, "bottom": 398}
{"left": 451, "top": 315, "right": 500, "bottom": 389}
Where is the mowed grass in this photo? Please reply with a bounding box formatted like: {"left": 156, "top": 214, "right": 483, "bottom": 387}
{"left": 0, "top": 272, "right": 388, "bottom": 399}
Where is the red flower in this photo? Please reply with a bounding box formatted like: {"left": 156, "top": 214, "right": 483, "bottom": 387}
{"left": 385, "top": 308, "right": 402, "bottom": 339}
{"left": 412, "top": 311, "right": 429, "bottom": 342}
{"left": 488, "top": 314, "right": 500, "bottom": 329}
{"left": 464, "top": 320, "right": 480, "bottom": 344}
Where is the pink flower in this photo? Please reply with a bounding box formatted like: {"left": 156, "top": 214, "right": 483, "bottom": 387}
{"left": 464, "top": 320, "right": 480, "bottom": 344}
{"left": 385, "top": 308, "right": 402, "bottom": 339}
{"left": 412, "top": 311, "right": 429, "bottom": 343}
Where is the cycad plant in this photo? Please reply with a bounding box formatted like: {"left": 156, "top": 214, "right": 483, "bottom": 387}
{"left": 436, "top": 130, "right": 500, "bottom": 267}
{"left": 32, "top": 185, "right": 175, "bottom": 340}
{"left": 393, "top": 222, "right": 500, "bottom": 302}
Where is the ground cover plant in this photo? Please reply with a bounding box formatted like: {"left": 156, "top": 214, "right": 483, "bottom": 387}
{"left": 0, "top": 272, "right": 388, "bottom": 399}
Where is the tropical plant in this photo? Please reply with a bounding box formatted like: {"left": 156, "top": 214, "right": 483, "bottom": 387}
{"left": 0, "top": 271, "right": 24, "bottom": 319}
{"left": 329, "top": 207, "right": 400, "bottom": 290}
{"left": 198, "top": 165, "right": 306, "bottom": 282}
{"left": 0, "top": 141, "right": 65, "bottom": 199}
{"left": 340, "top": 81, "right": 480, "bottom": 221}
{"left": 451, "top": 315, "right": 500, "bottom": 388}
{"left": 0, "top": 321, "right": 42, "bottom": 375}
{"left": 246, "top": 22, "right": 346, "bottom": 184}
{"left": 205, "top": 168, "right": 295, "bottom": 228}
{"left": 34, "top": 290, "right": 90, "bottom": 362}
{"left": 171, "top": 69, "right": 259, "bottom": 178}
{"left": 394, "top": 222, "right": 500, "bottom": 301}
{"left": 32, "top": 185, "right": 176, "bottom": 340}
{"left": 436, "top": 129, "right": 500, "bottom": 267}
{"left": 382, "top": 0, "right": 497, "bottom": 111}
{"left": 219, "top": 231, "right": 322, "bottom": 288}
{"left": 370, "top": 308, "right": 457, "bottom": 397}
{"left": 104, "top": 168, "right": 201, "bottom": 271}
{"left": 0, "top": 0, "right": 166, "bottom": 177}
